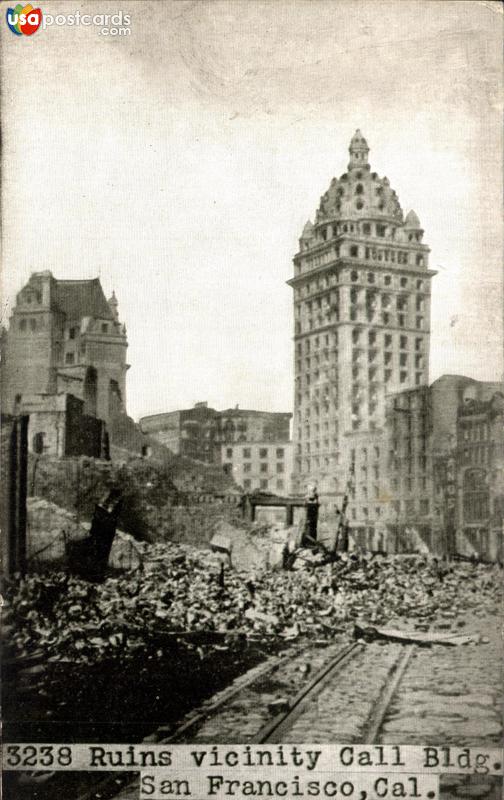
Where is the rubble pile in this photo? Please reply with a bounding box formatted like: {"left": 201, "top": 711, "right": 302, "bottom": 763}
{"left": 5, "top": 543, "right": 501, "bottom": 666}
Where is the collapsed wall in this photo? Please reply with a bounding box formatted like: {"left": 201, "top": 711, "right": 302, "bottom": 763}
{"left": 28, "top": 453, "right": 242, "bottom": 543}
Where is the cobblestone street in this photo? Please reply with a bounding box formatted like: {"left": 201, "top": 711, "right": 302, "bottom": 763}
{"left": 173, "top": 612, "right": 502, "bottom": 747}
{"left": 92, "top": 602, "right": 503, "bottom": 800}
{"left": 379, "top": 614, "right": 502, "bottom": 745}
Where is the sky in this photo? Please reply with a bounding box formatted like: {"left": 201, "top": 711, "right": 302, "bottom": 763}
{"left": 2, "top": 0, "right": 503, "bottom": 421}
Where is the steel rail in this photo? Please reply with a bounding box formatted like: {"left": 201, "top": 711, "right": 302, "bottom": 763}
{"left": 256, "top": 641, "right": 363, "bottom": 743}
{"left": 365, "top": 643, "right": 416, "bottom": 742}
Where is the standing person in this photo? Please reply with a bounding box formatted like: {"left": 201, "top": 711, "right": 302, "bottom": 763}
{"left": 303, "top": 483, "right": 320, "bottom": 545}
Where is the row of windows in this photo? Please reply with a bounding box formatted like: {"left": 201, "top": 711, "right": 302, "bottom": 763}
{"left": 20, "top": 290, "right": 42, "bottom": 305}
{"left": 350, "top": 447, "right": 380, "bottom": 464}
{"left": 296, "top": 333, "right": 337, "bottom": 355}
{"left": 388, "top": 498, "right": 431, "bottom": 516}
{"left": 296, "top": 351, "right": 334, "bottom": 369}
{"left": 317, "top": 218, "right": 403, "bottom": 242}
{"left": 295, "top": 396, "right": 335, "bottom": 414}
{"left": 460, "top": 423, "right": 489, "bottom": 442}
{"left": 350, "top": 271, "right": 425, "bottom": 290}
{"left": 18, "top": 317, "right": 38, "bottom": 332}
{"left": 295, "top": 311, "right": 426, "bottom": 333}
{"left": 351, "top": 331, "right": 424, "bottom": 351}
{"left": 389, "top": 475, "right": 430, "bottom": 493}
{"left": 389, "top": 453, "right": 429, "bottom": 472}
{"left": 349, "top": 368, "right": 425, "bottom": 390}
{"left": 225, "top": 447, "right": 285, "bottom": 459}
{"left": 348, "top": 309, "right": 425, "bottom": 329}
{"left": 225, "top": 461, "right": 285, "bottom": 474}
{"left": 348, "top": 246, "right": 425, "bottom": 267}
{"left": 298, "top": 294, "right": 425, "bottom": 319}
{"left": 297, "top": 440, "right": 338, "bottom": 455}
{"left": 461, "top": 446, "right": 491, "bottom": 466}
{"left": 301, "top": 293, "right": 339, "bottom": 313}
{"left": 243, "top": 478, "right": 285, "bottom": 491}
{"left": 293, "top": 268, "right": 426, "bottom": 298}
{"left": 295, "top": 456, "right": 337, "bottom": 472}
{"left": 18, "top": 318, "right": 110, "bottom": 335}
{"left": 352, "top": 350, "right": 424, "bottom": 369}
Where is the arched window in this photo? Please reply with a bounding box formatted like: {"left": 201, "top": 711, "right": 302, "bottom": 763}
{"left": 355, "top": 184, "right": 364, "bottom": 195}
{"left": 84, "top": 366, "right": 98, "bottom": 416}
{"left": 108, "top": 379, "right": 123, "bottom": 418}
{"left": 19, "top": 318, "right": 27, "bottom": 331}
{"left": 463, "top": 469, "right": 489, "bottom": 523}
{"left": 33, "top": 432, "right": 45, "bottom": 454}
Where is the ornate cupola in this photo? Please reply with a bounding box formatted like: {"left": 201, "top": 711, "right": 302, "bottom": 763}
{"left": 348, "top": 129, "right": 370, "bottom": 170}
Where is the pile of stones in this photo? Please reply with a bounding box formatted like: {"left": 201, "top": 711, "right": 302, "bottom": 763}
{"left": 5, "top": 541, "right": 502, "bottom": 665}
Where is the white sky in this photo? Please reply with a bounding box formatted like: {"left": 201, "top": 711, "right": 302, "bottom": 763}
{"left": 2, "top": 0, "right": 503, "bottom": 421}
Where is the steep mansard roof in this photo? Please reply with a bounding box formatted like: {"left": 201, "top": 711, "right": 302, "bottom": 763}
{"left": 52, "top": 278, "right": 114, "bottom": 320}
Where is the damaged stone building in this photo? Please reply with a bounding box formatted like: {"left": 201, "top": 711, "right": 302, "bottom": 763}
{"left": 290, "top": 131, "right": 503, "bottom": 557}
{"left": 1, "top": 271, "right": 159, "bottom": 461}
{"left": 290, "top": 131, "right": 434, "bottom": 501}
{"left": 380, "top": 375, "right": 504, "bottom": 559}
{"left": 140, "top": 403, "right": 292, "bottom": 490}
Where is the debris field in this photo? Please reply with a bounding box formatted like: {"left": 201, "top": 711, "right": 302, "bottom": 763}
{"left": 5, "top": 541, "right": 501, "bottom": 666}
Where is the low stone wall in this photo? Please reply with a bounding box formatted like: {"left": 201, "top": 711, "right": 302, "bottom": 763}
{"left": 28, "top": 455, "right": 241, "bottom": 544}
{"left": 26, "top": 497, "right": 142, "bottom": 571}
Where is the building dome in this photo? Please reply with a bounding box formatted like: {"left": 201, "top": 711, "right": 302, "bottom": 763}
{"left": 404, "top": 209, "right": 421, "bottom": 229}
{"left": 315, "top": 132, "right": 403, "bottom": 225}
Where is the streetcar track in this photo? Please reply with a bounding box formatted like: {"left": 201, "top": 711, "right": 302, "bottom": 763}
{"left": 363, "top": 643, "right": 416, "bottom": 742}
{"left": 256, "top": 642, "right": 362, "bottom": 743}
{"left": 51, "top": 623, "right": 453, "bottom": 799}
{"left": 256, "top": 624, "right": 440, "bottom": 745}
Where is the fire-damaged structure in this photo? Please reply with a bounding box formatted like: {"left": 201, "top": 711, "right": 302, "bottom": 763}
{"left": 1, "top": 271, "right": 164, "bottom": 462}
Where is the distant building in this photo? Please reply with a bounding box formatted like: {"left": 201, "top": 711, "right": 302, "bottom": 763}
{"left": 289, "top": 130, "right": 435, "bottom": 506}
{"left": 221, "top": 441, "right": 293, "bottom": 494}
{"left": 140, "top": 403, "right": 292, "bottom": 467}
{"left": 1, "top": 271, "right": 128, "bottom": 424}
{"left": 140, "top": 403, "right": 218, "bottom": 463}
{"left": 456, "top": 385, "right": 504, "bottom": 560}
{"left": 370, "top": 375, "right": 504, "bottom": 557}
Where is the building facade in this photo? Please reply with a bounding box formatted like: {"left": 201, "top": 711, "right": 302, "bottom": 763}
{"left": 455, "top": 385, "right": 504, "bottom": 560}
{"left": 289, "top": 131, "right": 435, "bottom": 510}
{"left": 140, "top": 403, "right": 292, "bottom": 466}
{"left": 19, "top": 393, "right": 108, "bottom": 459}
{"left": 1, "top": 271, "right": 128, "bottom": 425}
{"left": 221, "top": 441, "right": 293, "bottom": 494}
{"left": 367, "top": 375, "right": 504, "bottom": 557}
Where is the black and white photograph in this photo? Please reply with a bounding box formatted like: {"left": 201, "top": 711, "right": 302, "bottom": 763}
{"left": 1, "top": 2, "right": 503, "bottom": 799}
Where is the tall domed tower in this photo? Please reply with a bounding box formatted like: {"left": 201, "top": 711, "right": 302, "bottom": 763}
{"left": 289, "top": 131, "right": 436, "bottom": 514}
